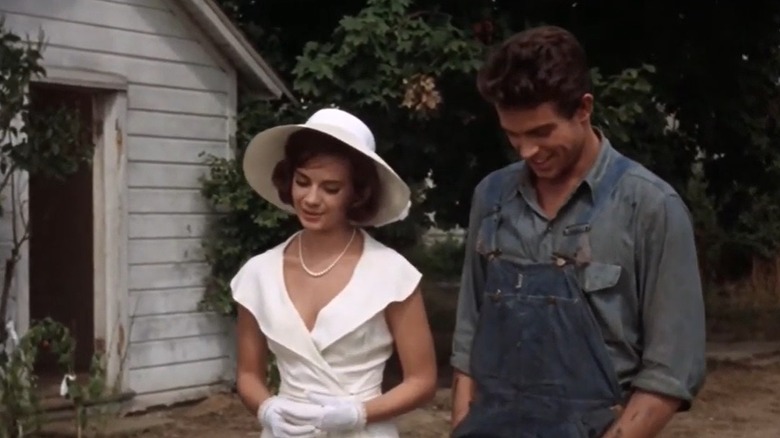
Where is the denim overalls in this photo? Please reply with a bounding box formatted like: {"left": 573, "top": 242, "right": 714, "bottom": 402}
{"left": 453, "top": 156, "right": 634, "bottom": 438}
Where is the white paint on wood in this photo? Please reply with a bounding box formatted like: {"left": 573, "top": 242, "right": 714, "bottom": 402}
{"left": 4, "top": 171, "right": 30, "bottom": 334}
{"left": 128, "top": 238, "right": 205, "bottom": 265}
{"left": 128, "top": 189, "right": 210, "bottom": 214}
{"left": 0, "top": 0, "right": 265, "bottom": 408}
{"left": 91, "top": 91, "right": 130, "bottom": 392}
{"left": 126, "top": 136, "right": 226, "bottom": 164}
{"left": 165, "top": 0, "right": 234, "bottom": 74}
{"left": 130, "top": 287, "right": 207, "bottom": 316}
{"left": 37, "top": 47, "right": 228, "bottom": 92}
{"left": 127, "top": 357, "right": 230, "bottom": 395}
{"left": 130, "top": 313, "right": 228, "bottom": 342}
{"left": 99, "top": 0, "right": 170, "bottom": 12}
{"left": 226, "top": 57, "right": 238, "bottom": 156}
{"left": 34, "top": 66, "right": 128, "bottom": 90}
{"left": 2, "top": 13, "right": 217, "bottom": 67}
{"left": 127, "top": 111, "right": 226, "bottom": 141}
{"left": 128, "top": 261, "right": 209, "bottom": 291}
{"left": 128, "top": 213, "right": 213, "bottom": 239}
{"left": 128, "top": 85, "right": 227, "bottom": 116}
{"left": 127, "top": 162, "right": 210, "bottom": 189}
{"left": 0, "top": 0, "right": 189, "bottom": 38}
{"left": 127, "top": 333, "right": 231, "bottom": 369}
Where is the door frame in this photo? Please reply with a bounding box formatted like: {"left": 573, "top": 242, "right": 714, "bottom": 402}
{"left": 15, "top": 67, "right": 130, "bottom": 391}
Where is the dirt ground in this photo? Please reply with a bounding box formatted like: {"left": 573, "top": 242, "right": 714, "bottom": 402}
{"left": 119, "top": 355, "right": 780, "bottom": 438}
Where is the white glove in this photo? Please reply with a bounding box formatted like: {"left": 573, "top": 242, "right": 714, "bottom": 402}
{"left": 258, "top": 396, "right": 322, "bottom": 437}
{"left": 280, "top": 392, "right": 367, "bottom": 433}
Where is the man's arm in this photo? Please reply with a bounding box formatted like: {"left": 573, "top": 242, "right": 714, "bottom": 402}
{"left": 450, "top": 187, "right": 486, "bottom": 429}
{"left": 601, "top": 391, "right": 680, "bottom": 438}
{"left": 604, "top": 193, "right": 707, "bottom": 438}
{"left": 451, "top": 371, "right": 476, "bottom": 428}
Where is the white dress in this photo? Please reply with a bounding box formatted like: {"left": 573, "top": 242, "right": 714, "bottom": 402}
{"left": 231, "top": 229, "right": 422, "bottom": 438}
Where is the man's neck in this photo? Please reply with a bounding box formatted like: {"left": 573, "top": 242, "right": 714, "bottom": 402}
{"left": 535, "top": 128, "right": 601, "bottom": 218}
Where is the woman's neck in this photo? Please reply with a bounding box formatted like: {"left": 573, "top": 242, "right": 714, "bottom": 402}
{"left": 300, "top": 226, "right": 359, "bottom": 257}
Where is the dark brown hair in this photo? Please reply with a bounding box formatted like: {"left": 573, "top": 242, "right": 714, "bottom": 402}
{"left": 476, "top": 25, "right": 591, "bottom": 118}
{"left": 271, "top": 129, "right": 382, "bottom": 223}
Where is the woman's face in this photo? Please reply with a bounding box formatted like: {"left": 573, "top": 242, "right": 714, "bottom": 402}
{"left": 291, "top": 153, "right": 356, "bottom": 232}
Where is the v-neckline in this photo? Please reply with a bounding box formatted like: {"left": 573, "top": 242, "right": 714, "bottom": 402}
{"left": 279, "top": 229, "right": 369, "bottom": 335}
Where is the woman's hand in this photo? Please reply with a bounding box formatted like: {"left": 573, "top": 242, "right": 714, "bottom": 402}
{"left": 258, "top": 396, "right": 323, "bottom": 437}
{"left": 280, "top": 392, "right": 367, "bottom": 432}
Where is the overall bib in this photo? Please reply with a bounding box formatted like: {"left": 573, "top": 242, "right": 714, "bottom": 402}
{"left": 453, "top": 156, "right": 633, "bottom": 438}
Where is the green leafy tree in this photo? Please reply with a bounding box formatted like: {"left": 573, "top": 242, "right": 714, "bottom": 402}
{"left": 200, "top": 0, "right": 676, "bottom": 316}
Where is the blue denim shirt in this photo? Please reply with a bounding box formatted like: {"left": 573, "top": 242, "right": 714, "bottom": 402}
{"left": 451, "top": 135, "right": 707, "bottom": 406}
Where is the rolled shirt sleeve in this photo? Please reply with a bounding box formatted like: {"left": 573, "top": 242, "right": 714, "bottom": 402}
{"left": 450, "top": 186, "right": 487, "bottom": 374}
{"left": 633, "top": 193, "right": 707, "bottom": 408}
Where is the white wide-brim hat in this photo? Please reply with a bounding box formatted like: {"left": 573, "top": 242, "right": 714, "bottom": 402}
{"left": 243, "top": 108, "right": 411, "bottom": 227}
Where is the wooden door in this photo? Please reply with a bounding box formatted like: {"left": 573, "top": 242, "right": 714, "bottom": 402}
{"left": 28, "top": 85, "right": 95, "bottom": 373}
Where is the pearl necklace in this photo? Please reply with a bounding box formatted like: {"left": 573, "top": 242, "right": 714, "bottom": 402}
{"left": 298, "top": 228, "right": 357, "bottom": 277}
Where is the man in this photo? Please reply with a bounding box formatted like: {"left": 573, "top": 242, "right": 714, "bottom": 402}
{"left": 450, "top": 25, "right": 707, "bottom": 438}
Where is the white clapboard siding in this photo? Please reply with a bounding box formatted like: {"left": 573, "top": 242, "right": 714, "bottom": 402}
{"left": 128, "top": 189, "right": 210, "bottom": 214}
{"left": 3, "top": 13, "right": 216, "bottom": 67}
{"left": 127, "top": 163, "right": 210, "bottom": 189}
{"left": 130, "top": 287, "right": 207, "bottom": 316}
{"left": 37, "top": 47, "right": 228, "bottom": 92}
{"left": 127, "top": 334, "right": 231, "bottom": 369}
{"left": 129, "top": 262, "right": 209, "bottom": 291}
{"left": 126, "top": 137, "right": 226, "bottom": 164}
{"left": 129, "top": 214, "right": 214, "bottom": 239}
{"left": 0, "top": 0, "right": 190, "bottom": 38}
{"left": 1, "top": 0, "right": 245, "bottom": 408}
{"left": 129, "top": 238, "right": 205, "bottom": 265}
{"left": 100, "top": 0, "right": 170, "bottom": 12}
{"left": 128, "top": 85, "right": 228, "bottom": 116}
{"left": 127, "top": 357, "right": 230, "bottom": 394}
{"left": 130, "top": 313, "right": 228, "bottom": 343}
{"left": 127, "top": 111, "right": 227, "bottom": 141}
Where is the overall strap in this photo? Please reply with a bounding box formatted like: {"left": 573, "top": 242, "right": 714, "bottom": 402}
{"left": 481, "top": 161, "right": 523, "bottom": 216}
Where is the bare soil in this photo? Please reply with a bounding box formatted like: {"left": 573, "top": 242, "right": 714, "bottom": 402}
{"left": 121, "top": 358, "right": 780, "bottom": 438}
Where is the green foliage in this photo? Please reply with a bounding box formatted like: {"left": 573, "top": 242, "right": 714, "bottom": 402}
{"left": 198, "top": 151, "right": 298, "bottom": 315}
{"left": 0, "top": 318, "right": 106, "bottom": 438}
{"left": 200, "top": 0, "right": 694, "bottom": 316}
{"left": 289, "top": 0, "right": 487, "bottom": 235}
{"left": 200, "top": 0, "right": 486, "bottom": 314}
{"left": 292, "top": 0, "right": 483, "bottom": 106}
{"left": 198, "top": 99, "right": 306, "bottom": 315}
{"left": 404, "top": 237, "right": 466, "bottom": 282}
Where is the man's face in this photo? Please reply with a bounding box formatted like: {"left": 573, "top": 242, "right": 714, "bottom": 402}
{"left": 496, "top": 97, "right": 592, "bottom": 183}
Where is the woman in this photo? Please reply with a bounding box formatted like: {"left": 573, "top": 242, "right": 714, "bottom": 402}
{"left": 231, "top": 108, "right": 438, "bottom": 438}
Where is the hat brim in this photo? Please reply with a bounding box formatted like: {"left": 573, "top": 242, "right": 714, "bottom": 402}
{"left": 243, "top": 124, "right": 411, "bottom": 227}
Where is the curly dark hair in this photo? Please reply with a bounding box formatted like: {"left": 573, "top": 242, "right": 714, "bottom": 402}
{"left": 271, "top": 129, "right": 382, "bottom": 224}
{"left": 477, "top": 25, "right": 591, "bottom": 118}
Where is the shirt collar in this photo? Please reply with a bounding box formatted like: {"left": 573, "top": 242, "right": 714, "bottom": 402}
{"left": 517, "top": 128, "right": 616, "bottom": 203}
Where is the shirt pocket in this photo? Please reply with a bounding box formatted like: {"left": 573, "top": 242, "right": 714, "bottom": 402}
{"left": 579, "top": 262, "right": 625, "bottom": 343}
{"left": 580, "top": 262, "right": 622, "bottom": 292}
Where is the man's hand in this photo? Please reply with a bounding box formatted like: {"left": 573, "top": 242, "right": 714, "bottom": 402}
{"left": 601, "top": 390, "right": 681, "bottom": 438}
{"left": 451, "top": 371, "right": 476, "bottom": 429}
